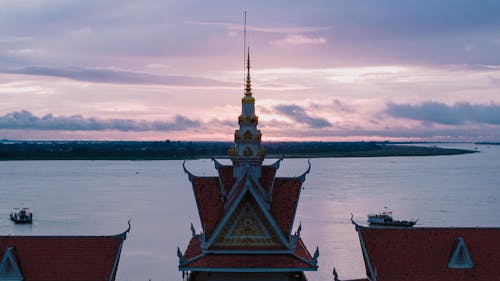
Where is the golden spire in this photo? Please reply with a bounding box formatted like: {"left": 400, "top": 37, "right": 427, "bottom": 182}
{"left": 245, "top": 48, "right": 252, "bottom": 96}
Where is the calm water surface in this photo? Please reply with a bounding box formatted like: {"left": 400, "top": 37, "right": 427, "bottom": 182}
{"left": 1, "top": 143, "right": 499, "bottom": 281}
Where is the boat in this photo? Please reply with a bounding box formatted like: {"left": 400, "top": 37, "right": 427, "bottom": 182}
{"left": 10, "top": 207, "right": 33, "bottom": 223}
{"left": 367, "top": 208, "right": 417, "bottom": 227}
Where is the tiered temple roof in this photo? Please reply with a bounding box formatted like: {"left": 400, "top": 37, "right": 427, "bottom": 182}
{"left": 179, "top": 52, "right": 318, "bottom": 275}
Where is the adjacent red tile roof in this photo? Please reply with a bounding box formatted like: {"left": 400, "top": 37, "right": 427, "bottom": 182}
{"left": 0, "top": 234, "right": 125, "bottom": 281}
{"left": 271, "top": 178, "right": 301, "bottom": 235}
{"left": 192, "top": 177, "right": 224, "bottom": 238}
{"left": 358, "top": 227, "right": 500, "bottom": 281}
{"left": 181, "top": 237, "right": 316, "bottom": 270}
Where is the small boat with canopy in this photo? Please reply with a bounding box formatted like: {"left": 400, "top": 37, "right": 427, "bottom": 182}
{"left": 10, "top": 207, "right": 33, "bottom": 224}
{"left": 367, "top": 208, "right": 417, "bottom": 227}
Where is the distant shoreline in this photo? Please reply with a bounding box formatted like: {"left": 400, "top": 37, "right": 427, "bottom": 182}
{"left": 0, "top": 141, "right": 476, "bottom": 160}
{"left": 475, "top": 142, "right": 500, "bottom": 145}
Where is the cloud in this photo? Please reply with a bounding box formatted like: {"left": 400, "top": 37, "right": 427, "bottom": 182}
{"left": 3, "top": 0, "right": 500, "bottom": 68}
{"left": 386, "top": 101, "right": 500, "bottom": 125}
{"left": 0, "top": 111, "right": 200, "bottom": 131}
{"left": 185, "top": 21, "right": 331, "bottom": 34}
{"left": 2, "top": 66, "right": 234, "bottom": 87}
{"left": 274, "top": 104, "right": 332, "bottom": 128}
{"left": 332, "top": 99, "right": 355, "bottom": 113}
{"left": 0, "top": 36, "right": 34, "bottom": 44}
{"left": 270, "top": 35, "right": 326, "bottom": 46}
{"left": 310, "top": 99, "right": 355, "bottom": 113}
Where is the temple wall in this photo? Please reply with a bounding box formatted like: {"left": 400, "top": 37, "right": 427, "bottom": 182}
{"left": 207, "top": 272, "right": 289, "bottom": 281}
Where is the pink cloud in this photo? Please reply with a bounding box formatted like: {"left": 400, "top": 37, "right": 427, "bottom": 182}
{"left": 185, "top": 21, "right": 331, "bottom": 34}
{"left": 270, "top": 34, "right": 327, "bottom": 46}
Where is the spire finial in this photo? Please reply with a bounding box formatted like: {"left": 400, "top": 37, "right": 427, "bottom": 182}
{"left": 245, "top": 48, "right": 252, "bottom": 96}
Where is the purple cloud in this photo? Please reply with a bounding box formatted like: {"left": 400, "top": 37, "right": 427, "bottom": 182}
{"left": 274, "top": 104, "right": 332, "bottom": 128}
{"left": 0, "top": 111, "right": 200, "bottom": 131}
{"left": 2, "top": 66, "right": 235, "bottom": 87}
{"left": 270, "top": 34, "right": 327, "bottom": 46}
{"left": 386, "top": 101, "right": 500, "bottom": 125}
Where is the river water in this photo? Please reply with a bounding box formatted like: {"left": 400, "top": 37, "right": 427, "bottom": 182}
{"left": 1, "top": 143, "right": 499, "bottom": 281}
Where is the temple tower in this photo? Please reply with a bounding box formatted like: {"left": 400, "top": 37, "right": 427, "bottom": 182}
{"left": 179, "top": 50, "right": 318, "bottom": 281}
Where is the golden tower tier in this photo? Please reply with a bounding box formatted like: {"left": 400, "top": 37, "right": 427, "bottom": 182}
{"left": 229, "top": 50, "right": 266, "bottom": 179}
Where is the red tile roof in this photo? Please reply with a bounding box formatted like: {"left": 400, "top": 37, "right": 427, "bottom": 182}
{"left": 192, "top": 177, "right": 224, "bottom": 238}
{"left": 184, "top": 163, "right": 317, "bottom": 272}
{"left": 358, "top": 227, "right": 500, "bottom": 281}
{"left": 0, "top": 234, "right": 125, "bottom": 281}
{"left": 224, "top": 176, "right": 248, "bottom": 212}
{"left": 271, "top": 178, "right": 301, "bottom": 235}
{"left": 181, "top": 237, "right": 316, "bottom": 270}
{"left": 293, "top": 237, "right": 314, "bottom": 261}
{"left": 218, "top": 165, "right": 276, "bottom": 198}
{"left": 259, "top": 166, "right": 277, "bottom": 194}
{"left": 190, "top": 167, "right": 304, "bottom": 240}
{"left": 217, "top": 166, "right": 234, "bottom": 193}
{"left": 249, "top": 176, "right": 268, "bottom": 205}
{"left": 183, "top": 235, "right": 203, "bottom": 261}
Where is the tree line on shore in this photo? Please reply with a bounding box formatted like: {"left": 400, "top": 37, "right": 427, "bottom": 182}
{"left": 0, "top": 140, "right": 475, "bottom": 160}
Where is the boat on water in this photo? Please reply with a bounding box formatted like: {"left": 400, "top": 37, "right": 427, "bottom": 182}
{"left": 367, "top": 209, "right": 417, "bottom": 227}
{"left": 10, "top": 207, "right": 33, "bottom": 223}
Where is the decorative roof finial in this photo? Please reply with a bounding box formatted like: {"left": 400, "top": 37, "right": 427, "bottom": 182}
{"left": 296, "top": 222, "right": 302, "bottom": 236}
{"left": 190, "top": 222, "right": 196, "bottom": 237}
{"left": 311, "top": 246, "right": 320, "bottom": 266}
{"left": 177, "top": 246, "right": 184, "bottom": 263}
{"left": 245, "top": 48, "right": 252, "bottom": 96}
{"left": 333, "top": 267, "right": 340, "bottom": 281}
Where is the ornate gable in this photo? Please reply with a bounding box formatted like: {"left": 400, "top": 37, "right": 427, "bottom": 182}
{"left": 212, "top": 193, "right": 283, "bottom": 249}
{"left": 205, "top": 172, "right": 294, "bottom": 251}
{"left": 448, "top": 237, "right": 474, "bottom": 269}
{"left": 0, "top": 247, "right": 23, "bottom": 281}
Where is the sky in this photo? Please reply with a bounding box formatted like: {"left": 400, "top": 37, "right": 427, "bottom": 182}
{"left": 1, "top": 0, "right": 500, "bottom": 141}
